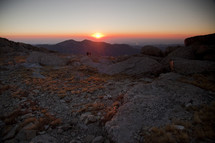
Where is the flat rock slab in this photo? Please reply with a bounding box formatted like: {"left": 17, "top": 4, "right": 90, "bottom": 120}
{"left": 30, "top": 134, "right": 58, "bottom": 143}
{"left": 174, "top": 58, "right": 215, "bottom": 75}
{"left": 105, "top": 73, "right": 211, "bottom": 143}
{"left": 27, "top": 51, "right": 68, "bottom": 66}
{"left": 99, "top": 57, "right": 164, "bottom": 76}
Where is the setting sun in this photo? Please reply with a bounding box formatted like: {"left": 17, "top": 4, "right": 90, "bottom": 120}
{"left": 91, "top": 33, "right": 104, "bottom": 39}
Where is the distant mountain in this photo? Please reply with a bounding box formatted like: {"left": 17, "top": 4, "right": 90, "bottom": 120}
{"left": 37, "top": 39, "right": 140, "bottom": 56}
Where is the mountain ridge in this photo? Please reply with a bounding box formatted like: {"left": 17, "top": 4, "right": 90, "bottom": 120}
{"left": 37, "top": 39, "right": 140, "bottom": 56}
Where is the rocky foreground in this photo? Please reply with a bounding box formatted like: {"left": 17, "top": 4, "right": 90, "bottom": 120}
{"left": 0, "top": 34, "right": 215, "bottom": 143}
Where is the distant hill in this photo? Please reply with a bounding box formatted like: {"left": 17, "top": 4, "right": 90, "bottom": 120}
{"left": 0, "top": 37, "right": 53, "bottom": 55}
{"left": 37, "top": 39, "right": 140, "bottom": 56}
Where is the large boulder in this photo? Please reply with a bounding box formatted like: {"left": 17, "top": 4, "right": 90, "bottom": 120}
{"left": 141, "top": 45, "right": 163, "bottom": 57}
{"left": 174, "top": 58, "right": 215, "bottom": 75}
{"left": 161, "top": 46, "right": 195, "bottom": 69}
{"left": 162, "top": 34, "right": 215, "bottom": 70}
{"left": 194, "top": 45, "right": 215, "bottom": 61}
{"left": 184, "top": 33, "right": 215, "bottom": 46}
{"left": 99, "top": 57, "right": 164, "bottom": 76}
{"left": 105, "top": 73, "right": 211, "bottom": 143}
{"left": 164, "top": 46, "right": 182, "bottom": 56}
{"left": 184, "top": 33, "right": 215, "bottom": 61}
{"left": 27, "top": 51, "right": 69, "bottom": 66}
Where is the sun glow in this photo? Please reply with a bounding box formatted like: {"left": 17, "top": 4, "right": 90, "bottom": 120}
{"left": 91, "top": 32, "right": 104, "bottom": 39}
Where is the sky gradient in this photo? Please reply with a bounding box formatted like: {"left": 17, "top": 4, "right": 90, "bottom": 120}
{"left": 0, "top": 0, "right": 215, "bottom": 45}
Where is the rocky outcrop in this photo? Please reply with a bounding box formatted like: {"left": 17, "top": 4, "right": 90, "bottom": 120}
{"left": 141, "top": 45, "right": 163, "bottom": 57}
{"left": 174, "top": 58, "right": 215, "bottom": 75}
{"left": 105, "top": 73, "right": 211, "bottom": 143}
{"left": 164, "top": 46, "right": 182, "bottom": 56}
{"left": 161, "top": 46, "right": 195, "bottom": 69}
{"left": 162, "top": 33, "right": 215, "bottom": 70}
{"left": 0, "top": 37, "right": 51, "bottom": 54}
{"left": 184, "top": 33, "right": 215, "bottom": 46}
{"left": 27, "top": 51, "right": 69, "bottom": 66}
{"left": 184, "top": 33, "right": 215, "bottom": 61}
{"left": 99, "top": 57, "right": 164, "bottom": 76}
{"left": 194, "top": 45, "right": 215, "bottom": 61}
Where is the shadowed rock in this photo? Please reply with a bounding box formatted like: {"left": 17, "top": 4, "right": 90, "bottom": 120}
{"left": 105, "top": 73, "right": 211, "bottom": 143}
{"left": 100, "top": 57, "right": 164, "bottom": 76}
{"left": 141, "top": 45, "right": 163, "bottom": 57}
{"left": 27, "top": 51, "right": 69, "bottom": 66}
{"left": 0, "top": 37, "right": 51, "bottom": 54}
{"left": 161, "top": 46, "right": 195, "bottom": 69}
{"left": 164, "top": 46, "right": 182, "bottom": 56}
{"left": 184, "top": 33, "right": 215, "bottom": 46}
{"left": 184, "top": 33, "right": 215, "bottom": 61}
{"left": 30, "top": 134, "right": 58, "bottom": 143}
{"left": 174, "top": 58, "right": 215, "bottom": 75}
{"left": 162, "top": 34, "right": 215, "bottom": 71}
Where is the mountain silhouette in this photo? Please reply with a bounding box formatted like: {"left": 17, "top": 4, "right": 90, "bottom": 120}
{"left": 37, "top": 39, "right": 140, "bottom": 56}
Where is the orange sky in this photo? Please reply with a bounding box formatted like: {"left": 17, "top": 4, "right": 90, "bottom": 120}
{"left": 0, "top": 0, "right": 214, "bottom": 44}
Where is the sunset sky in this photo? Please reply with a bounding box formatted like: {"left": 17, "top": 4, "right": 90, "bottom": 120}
{"left": 0, "top": 0, "right": 215, "bottom": 45}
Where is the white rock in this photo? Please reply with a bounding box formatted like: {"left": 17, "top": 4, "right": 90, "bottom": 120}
{"left": 80, "top": 112, "right": 91, "bottom": 121}
{"left": 85, "top": 115, "right": 97, "bottom": 124}
{"left": 174, "top": 125, "right": 185, "bottom": 130}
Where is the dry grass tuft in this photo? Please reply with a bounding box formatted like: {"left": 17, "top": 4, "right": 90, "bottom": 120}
{"left": 192, "top": 102, "right": 215, "bottom": 140}
{"left": 11, "top": 89, "right": 28, "bottom": 99}
{"left": 179, "top": 74, "right": 215, "bottom": 92}
{"left": 102, "top": 106, "right": 117, "bottom": 124}
{"left": 0, "top": 108, "right": 29, "bottom": 125}
{"left": 14, "top": 56, "right": 27, "bottom": 63}
{"left": 0, "top": 85, "right": 11, "bottom": 94}
{"left": 141, "top": 101, "right": 215, "bottom": 143}
{"left": 76, "top": 102, "right": 105, "bottom": 114}
{"left": 50, "top": 118, "right": 62, "bottom": 128}
{"left": 143, "top": 126, "right": 190, "bottom": 143}
{"left": 20, "top": 117, "right": 38, "bottom": 129}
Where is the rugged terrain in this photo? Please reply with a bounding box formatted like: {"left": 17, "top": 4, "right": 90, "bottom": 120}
{"left": 0, "top": 34, "right": 215, "bottom": 143}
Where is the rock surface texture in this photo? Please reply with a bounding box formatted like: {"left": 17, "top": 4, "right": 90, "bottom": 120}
{"left": 1, "top": 35, "right": 215, "bottom": 143}
{"left": 99, "top": 57, "right": 164, "bottom": 76}
{"left": 27, "top": 51, "right": 69, "bottom": 66}
{"left": 105, "top": 73, "right": 211, "bottom": 143}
